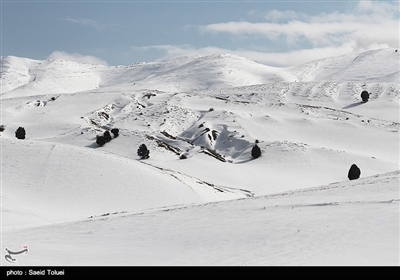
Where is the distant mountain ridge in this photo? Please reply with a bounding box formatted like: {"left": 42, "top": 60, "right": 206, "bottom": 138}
{"left": 1, "top": 48, "right": 399, "bottom": 98}
{"left": 287, "top": 48, "right": 400, "bottom": 82}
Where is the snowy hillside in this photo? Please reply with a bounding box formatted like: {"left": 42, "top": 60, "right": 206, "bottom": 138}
{"left": 1, "top": 56, "right": 105, "bottom": 97}
{"left": 288, "top": 48, "right": 400, "bottom": 82}
{"left": 2, "top": 171, "right": 399, "bottom": 265}
{"left": 1, "top": 48, "right": 399, "bottom": 266}
{"left": 2, "top": 49, "right": 398, "bottom": 97}
{"left": 1, "top": 54, "right": 297, "bottom": 98}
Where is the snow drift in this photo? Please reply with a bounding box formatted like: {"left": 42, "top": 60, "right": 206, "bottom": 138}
{"left": 2, "top": 171, "right": 399, "bottom": 265}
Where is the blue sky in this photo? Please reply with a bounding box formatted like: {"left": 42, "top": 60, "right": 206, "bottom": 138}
{"left": 1, "top": 0, "right": 399, "bottom": 66}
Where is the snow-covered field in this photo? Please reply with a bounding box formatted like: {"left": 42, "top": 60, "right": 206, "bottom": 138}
{"left": 1, "top": 48, "right": 399, "bottom": 266}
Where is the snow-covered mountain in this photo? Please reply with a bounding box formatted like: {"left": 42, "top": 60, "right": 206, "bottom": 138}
{"left": 2, "top": 49, "right": 399, "bottom": 98}
{"left": 1, "top": 48, "right": 399, "bottom": 265}
{"left": 287, "top": 48, "right": 400, "bottom": 82}
{"left": 1, "top": 53, "right": 297, "bottom": 97}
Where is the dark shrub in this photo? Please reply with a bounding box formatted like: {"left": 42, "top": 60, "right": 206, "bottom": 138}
{"left": 15, "top": 127, "right": 26, "bottom": 140}
{"left": 104, "top": 131, "right": 112, "bottom": 143}
{"left": 180, "top": 154, "right": 187, "bottom": 160}
{"left": 0, "top": 125, "right": 5, "bottom": 132}
{"left": 111, "top": 128, "right": 119, "bottom": 138}
{"left": 348, "top": 164, "right": 361, "bottom": 180}
{"left": 137, "top": 144, "right": 150, "bottom": 159}
{"left": 361, "top": 91, "right": 369, "bottom": 102}
{"left": 96, "top": 135, "right": 106, "bottom": 147}
{"left": 251, "top": 144, "right": 261, "bottom": 159}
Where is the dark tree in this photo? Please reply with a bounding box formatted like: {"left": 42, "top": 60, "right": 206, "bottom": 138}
{"left": 111, "top": 128, "right": 119, "bottom": 138}
{"left": 179, "top": 154, "right": 187, "bottom": 160}
{"left": 15, "top": 127, "right": 26, "bottom": 140}
{"left": 361, "top": 90, "right": 369, "bottom": 102}
{"left": 96, "top": 135, "right": 106, "bottom": 147}
{"left": 104, "top": 131, "right": 112, "bottom": 143}
{"left": 137, "top": 144, "right": 150, "bottom": 159}
{"left": 348, "top": 164, "right": 361, "bottom": 180}
{"left": 251, "top": 144, "right": 261, "bottom": 159}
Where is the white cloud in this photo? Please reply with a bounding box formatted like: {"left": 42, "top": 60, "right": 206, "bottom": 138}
{"left": 47, "top": 51, "right": 108, "bottom": 66}
{"left": 201, "top": 14, "right": 398, "bottom": 47}
{"left": 263, "top": 9, "right": 301, "bottom": 22}
{"left": 127, "top": 1, "right": 399, "bottom": 67}
{"left": 198, "top": 0, "right": 399, "bottom": 63}
{"left": 355, "top": 0, "right": 398, "bottom": 16}
{"left": 66, "top": 18, "right": 104, "bottom": 30}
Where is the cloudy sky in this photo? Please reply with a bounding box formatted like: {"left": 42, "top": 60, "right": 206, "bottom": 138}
{"left": 1, "top": 0, "right": 399, "bottom": 66}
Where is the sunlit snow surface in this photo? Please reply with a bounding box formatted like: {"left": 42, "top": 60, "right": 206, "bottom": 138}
{"left": 1, "top": 48, "right": 399, "bottom": 265}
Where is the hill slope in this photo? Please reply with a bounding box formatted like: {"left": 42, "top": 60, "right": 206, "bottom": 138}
{"left": 1, "top": 48, "right": 399, "bottom": 266}
{"left": 1, "top": 53, "right": 297, "bottom": 98}
{"left": 2, "top": 170, "right": 398, "bottom": 265}
{"left": 288, "top": 48, "right": 400, "bottom": 82}
{"left": 2, "top": 48, "right": 399, "bottom": 97}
